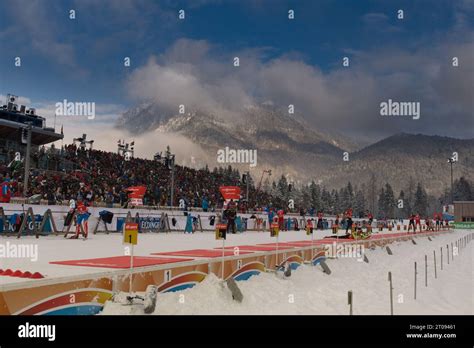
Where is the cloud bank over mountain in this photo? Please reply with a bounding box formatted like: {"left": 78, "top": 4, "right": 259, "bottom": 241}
{"left": 125, "top": 35, "right": 474, "bottom": 142}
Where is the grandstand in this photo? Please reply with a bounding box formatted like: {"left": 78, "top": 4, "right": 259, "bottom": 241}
{"left": 18, "top": 145, "right": 260, "bottom": 209}
{"left": 0, "top": 94, "right": 63, "bottom": 164}
{"left": 0, "top": 94, "right": 270, "bottom": 210}
{"left": 2, "top": 143, "right": 273, "bottom": 209}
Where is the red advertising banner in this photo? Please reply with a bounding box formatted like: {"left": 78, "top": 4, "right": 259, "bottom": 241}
{"left": 126, "top": 186, "right": 146, "bottom": 206}
{"left": 125, "top": 222, "right": 139, "bottom": 231}
{"left": 219, "top": 186, "right": 241, "bottom": 201}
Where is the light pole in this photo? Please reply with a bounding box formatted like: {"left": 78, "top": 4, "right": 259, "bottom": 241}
{"left": 246, "top": 173, "right": 249, "bottom": 203}
{"left": 447, "top": 158, "right": 455, "bottom": 204}
{"left": 164, "top": 146, "right": 175, "bottom": 207}
{"left": 255, "top": 169, "right": 271, "bottom": 208}
{"left": 117, "top": 139, "right": 134, "bottom": 160}
{"left": 74, "top": 134, "right": 94, "bottom": 151}
{"left": 170, "top": 158, "right": 175, "bottom": 207}
{"left": 242, "top": 171, "right": 250, "bottom": 202}
{"left": 22, "top": 123, "right": 32, "bottom": 197}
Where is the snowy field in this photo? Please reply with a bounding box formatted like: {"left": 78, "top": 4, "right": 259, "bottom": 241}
{"left": 101, "top": 230, "right": 473, "bottom": 315}
{"left": 0, "top": 227, "right": 404, "bottom": 284}
{"left": 2, "top": 227, "right": 472, "bottom": 316}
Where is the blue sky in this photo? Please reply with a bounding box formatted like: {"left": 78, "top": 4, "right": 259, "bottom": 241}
{"left": 0, "top": 0, "right": 466, "bottom": 103}
{"left": 0, "top": 0, "right": 472, "bottom": 144}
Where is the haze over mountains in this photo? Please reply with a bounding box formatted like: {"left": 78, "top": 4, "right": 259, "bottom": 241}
{"left": 117, "top": 102, "right": 474, "bottom": 196}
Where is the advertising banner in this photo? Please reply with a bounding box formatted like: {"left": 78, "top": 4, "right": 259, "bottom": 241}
{"left": 126, "top": 186, "right": 146, "bottom": 206}
{"left": 219, "top": 186, "right": 241, "bottom": 201}
{"left": 454, "top": 222, "right": 474, "bottom": 229}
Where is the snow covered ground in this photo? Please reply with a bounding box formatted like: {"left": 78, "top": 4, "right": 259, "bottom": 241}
{"left": 0, "top": 227, "right": 402, "bottom": 284}
{"left": 2, "top": 226, "right": 472, "bottom": 315}
{"left": 101, "top": 230, "right": 473, "bottom": 315}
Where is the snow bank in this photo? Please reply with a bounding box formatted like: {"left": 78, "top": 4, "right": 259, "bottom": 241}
{"left": 102, "top": 231, "right": 473, "bottom": 315}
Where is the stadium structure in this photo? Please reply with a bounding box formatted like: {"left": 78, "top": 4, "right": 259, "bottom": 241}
{"left": 0, "top": 94, "right": 63, "bottom": 164}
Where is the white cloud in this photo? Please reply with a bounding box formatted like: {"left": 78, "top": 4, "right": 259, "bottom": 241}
{"left": 28, "top": 99, "right": 205, "bottom": 162}
{"left": 124, "top": 36, "right": 474, "bottom": 140}
{"left": 4, "top": 0, "right": 78, "bottom": 69}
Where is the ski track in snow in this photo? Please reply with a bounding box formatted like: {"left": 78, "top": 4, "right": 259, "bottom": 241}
{"left": 1, "top": 227, "right": 430, "bottom": 282}
{"left": 101, "top": 230, "right": 473, "bottom": 315}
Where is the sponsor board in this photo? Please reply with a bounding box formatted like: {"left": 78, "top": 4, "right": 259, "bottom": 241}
{"left": 454, "top": 222, "right": 474, "bottom": 229}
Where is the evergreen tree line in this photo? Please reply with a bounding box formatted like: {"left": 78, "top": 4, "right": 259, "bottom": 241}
{"left": 205, "top": 165, "right": 473, "bottom": 218}
{"left": 260, "top": 174, "right": 474, "bottom": 219}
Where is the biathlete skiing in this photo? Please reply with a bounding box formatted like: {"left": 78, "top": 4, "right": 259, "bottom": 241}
{"left": 435, "top": 212, "right": 442, "bottom": 231}
{"left": 408, "top": 214, "right": 416, "bottom": 233}
{"left": 277, "top": 208, "right": 285, "bottom": 230}
{"left": 426, "top": 216, "right": 435, "bottom": 231}
{"left": 267, "top": 208, "right": 275, "bottom": 231}
{"left": 225, "top": 199, "right": 237, "bottom": 234}
{"left": 70, "top": 197, "right": 90, "bottom": 239}
{"left": 415, "top": 213, "right": 421, "bottom": 232}
{"left": 317, "top": 211, "right": 324, "bottom": 230}
{"left": 367, "top": 211, "right": 373, "bottom": 226}
{"left": 345, "top": 208, "right": 353, "bottom": 235}
{"left": 306, "top": 218, "right": 314, "bottom": 236}
{"left": 333, "top": 214, "right": 340, "bottom": 234}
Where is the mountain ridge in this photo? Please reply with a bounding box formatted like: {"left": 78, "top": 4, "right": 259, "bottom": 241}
{"left": 116, "top": 103, "right": 474, "bottom": 195}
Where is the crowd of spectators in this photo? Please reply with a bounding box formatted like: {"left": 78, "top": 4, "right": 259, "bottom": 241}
{"left": 0, "top": 144, "right": 273, "bottom": 211}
